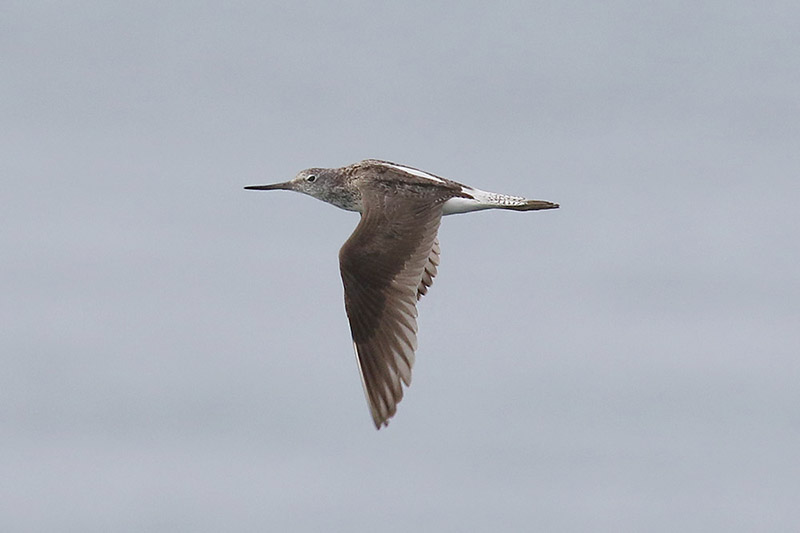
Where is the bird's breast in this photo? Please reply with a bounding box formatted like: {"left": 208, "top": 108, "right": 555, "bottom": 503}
{"left": 318, "top": 187, "right": 363, "bottom": 212}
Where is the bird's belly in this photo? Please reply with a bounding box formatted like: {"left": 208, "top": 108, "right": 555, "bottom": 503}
{"left": 442, "top": 195, "right": 490, "bottom": 215}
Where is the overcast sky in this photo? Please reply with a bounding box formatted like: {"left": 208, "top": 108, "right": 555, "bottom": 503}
{"left": 2, "top": 1, "right": 799, "bottom": 531}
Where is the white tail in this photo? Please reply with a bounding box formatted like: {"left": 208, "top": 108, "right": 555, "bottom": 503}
{"left": 442, "top": 187, "right": 559, "bottom": 215}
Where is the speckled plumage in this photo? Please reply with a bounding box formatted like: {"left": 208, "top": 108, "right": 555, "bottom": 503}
{"left": 245, "top": 159, "right": 558, "bottom": 428}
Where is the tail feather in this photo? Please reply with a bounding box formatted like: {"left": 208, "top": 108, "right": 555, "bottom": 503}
{"left": 442, "top": 187, "right": 559, "bottom": 215}
{"left": 503, "top": 198, "right": 560, "bottom": 211}
{"left": 477, "top": 189, "right": 559, "bottom": 211}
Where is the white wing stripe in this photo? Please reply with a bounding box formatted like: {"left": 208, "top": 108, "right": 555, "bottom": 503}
{"left": 379, "top": 162, "right": 446, "bottom": 184}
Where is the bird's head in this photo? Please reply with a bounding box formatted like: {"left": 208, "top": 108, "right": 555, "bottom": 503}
{"left": 245, "top": 167, "right": 361, "bottom": 212}
{"left": 244, "top": 167, "right": 330, "bottom": 196}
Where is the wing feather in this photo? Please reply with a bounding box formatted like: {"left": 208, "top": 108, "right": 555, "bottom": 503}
{"left": 416, "top": 238, "right": 440, "bottom": 300}
{"left": 339, "top": 183, "right": 449, "bottom": 428}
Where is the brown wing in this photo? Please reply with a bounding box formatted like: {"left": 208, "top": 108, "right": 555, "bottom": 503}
{"left": 416, "top": 238, "right": 440, "bottom": 301}
{"left": 339, "top": 186, "right": 447, "bottom": 428}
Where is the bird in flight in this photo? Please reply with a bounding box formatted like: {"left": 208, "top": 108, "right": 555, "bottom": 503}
{"left": 246, "top": 159, "right": 558, "bottom": 428}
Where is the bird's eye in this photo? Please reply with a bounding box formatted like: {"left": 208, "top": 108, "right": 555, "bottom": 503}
{"left": 306, "top": 174, "right": 317, "bottom": 183}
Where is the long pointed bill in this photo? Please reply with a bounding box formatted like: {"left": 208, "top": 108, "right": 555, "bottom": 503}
{"left": 243, "top": 181, "right": 293, "bottom": 191}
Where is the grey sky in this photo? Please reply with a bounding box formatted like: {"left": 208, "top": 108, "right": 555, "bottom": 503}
{"left": 2, "top": 1, "right": 799, "bottom": 531}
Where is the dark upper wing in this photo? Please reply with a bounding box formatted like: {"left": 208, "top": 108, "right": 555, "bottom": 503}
{"left": 338, "top": 184, "right": 448, "bottom": 428}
